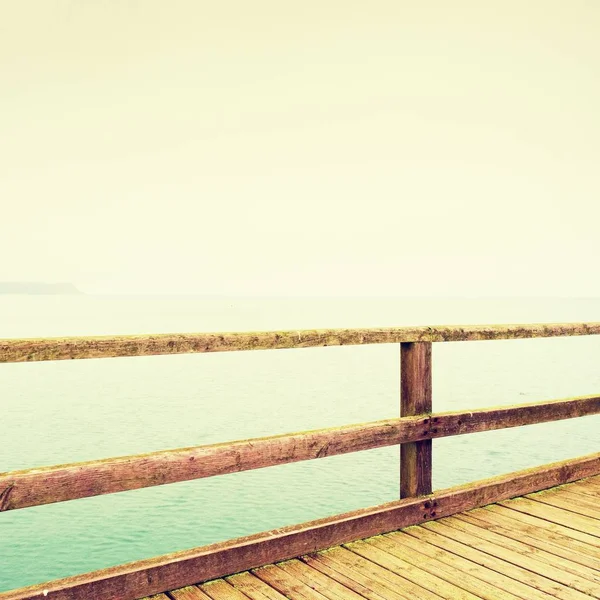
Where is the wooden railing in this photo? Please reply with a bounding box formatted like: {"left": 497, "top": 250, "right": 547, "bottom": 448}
{"left": 1, "top": 322, "right": 600, "bottom": 600}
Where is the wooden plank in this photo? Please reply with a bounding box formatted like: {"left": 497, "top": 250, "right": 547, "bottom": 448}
{"left": 526, "top": 489, "right": 600, "bottom": 520}
{"left": 428, "top": 394, "right": 600, "bottom": 439}
{"left": 170, "top": 587, "right": 214, "bottom": 600}
{"left": 569, "top": 479, "right": 600, "bottom": 494}
{"left": 346, "top": 540, "right": 482, "bottom": 600}
{"left": 405, "top": 525, "right": 588, "bottom": 600}
{"left": 252, "top": 564, "right": 330, "bottom": 600}
{"left": 3, "top": 322, "right": 600, "bottom": 363}
{"left": 400, "top": 342, "right": 432, "bottom": 498}
{"left": 2, "top": 453, "right": 599, "bottom": 600}
{"left": 554, "top": 488, "right": 600, "bottom": 510}
{"left": 424, "top": 519, "right": 598, "bottom": 599}
{"left": 199, "top": 580, "right": 251, "bottom": 600}
{"left": 436, "top": 516, "right": 600, "bottom": 594}
{"left": 301, "top": 553, "right": 405, "bottom": 600}
{"left": 226, "top": 572, "right": 288, "bottom": 600}
{"left": 533, "top": 486, "right": 600, "bottom": 509}
{"left": 0, "top": 415, "right": 428, "bottom": 512}
{"left": 365, "top": 535, "right": 522, "bottom": 600}
{"left": 485, "top": 504, "right": 600, "bottom": 551}
{"left": 498, "top": 497, "right": 600, "bottom": 537}
{"left": 277, "top": 559, "right": 365, "bottom": 600}
{"left": 556, "top": 483, "right": 600, "bottom": 500}
{"left": 316, "top": 547, "right": 441, "bottom": 600}
{"left": 456, "top": 508, "right": 600, "bottom": 570}
{"left": 5, "top": 394, "right": 599, "bottom": 512}
{"left": 384, "top": 531, "right": 552, "bottom": 600}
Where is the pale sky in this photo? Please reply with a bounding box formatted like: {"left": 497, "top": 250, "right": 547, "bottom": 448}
{"left": 1, "top": 1, "right": 599, "bottom": 296}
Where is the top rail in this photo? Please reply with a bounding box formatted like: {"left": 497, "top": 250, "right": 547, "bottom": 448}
{"left": 2, "top": 322, "right": 600, "bottom": 363}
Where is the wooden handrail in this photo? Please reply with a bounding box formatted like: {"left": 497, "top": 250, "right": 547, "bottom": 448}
{"left": 2, "top": 322, "right": 600, "bottom": 363}
{"left": 2, "top": 394, "right": 598, "bottom": 512}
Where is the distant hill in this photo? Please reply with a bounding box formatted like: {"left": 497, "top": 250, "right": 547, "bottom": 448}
{"left": 0, "top": 282, "right": 82, "bottom": 295}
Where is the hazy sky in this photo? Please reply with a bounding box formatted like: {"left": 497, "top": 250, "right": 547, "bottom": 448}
{"left": 1, "top": 1, "right": 599, "bottom": 295}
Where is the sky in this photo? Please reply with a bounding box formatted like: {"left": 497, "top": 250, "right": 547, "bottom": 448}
{"left": 1, "top": 0, "right": 599, "bottom": 296}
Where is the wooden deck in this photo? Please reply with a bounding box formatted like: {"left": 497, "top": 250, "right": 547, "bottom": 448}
{"left": 157, "top": 476, "right": 600, "bottom": 600}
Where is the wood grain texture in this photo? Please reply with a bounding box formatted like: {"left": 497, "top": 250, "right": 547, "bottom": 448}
{"left": 345, "top": 540, "right": 481, "bottom": 600}
{"left": 169, "top": 587, "right": 213, "bottom": 600}
{"left": 364, "top": 535, "right": 523, "bottom": 600}
{"left": 2, "top": 322, "right": 600, "bottom": 362}
{"left": 276, "top": 559, "right": 365, "bottom": 600}
{"left": 301, "top": 551, "right": 415, "bottom": 600}
{"left": 433, "top": 517, "right": 600, "bottom": 595}
{"left": 454, "top": 509, "right": 600, "bottom": 570}
{"left": 226, "top": 572, "right": 288, "bottom": 600}
{"left": 407, "top": 525, "right": 588, "bottom": 600}
{"left": 199, "top": 580, "right": 249, "bottom": 600}
{"left": 450, "top": 512, "right": 600, "bottom": 585}
{"left": 382, "top": 531, "right": 533, "bottom": 600}
{"left": 252, "top": 564, "right": 329, "bottom": 600}
{"left": 498, "top": 497, "right": 600, "bottom": 537}
{"left": 1, "top": 452, "right": 598, "bottom": 600}
{"left": 2, "top": 394, "right": 599, "bottom": 512}
{"left": 486, "top": 503, "right": 600, "bottom": 550}
{"left": 400, "top": 342, "right": 432, "bottom": 498}
{"left": 315, "top": 547, "right": 442, "bottom": 600}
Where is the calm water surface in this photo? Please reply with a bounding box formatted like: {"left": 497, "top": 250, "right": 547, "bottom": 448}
{"left": 1, "top": 296, "right": 599, "bottom": 591}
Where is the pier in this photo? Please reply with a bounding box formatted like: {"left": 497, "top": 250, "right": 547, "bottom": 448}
{"left": 1, "top": 323, "right": 599, "bottom": 600}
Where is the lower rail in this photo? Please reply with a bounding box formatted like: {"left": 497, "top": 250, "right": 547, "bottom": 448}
{"left": 2, "top": 394, "right": 598, "bottom": 512}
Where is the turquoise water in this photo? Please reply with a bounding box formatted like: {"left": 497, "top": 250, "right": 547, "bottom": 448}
{"left": 1, "top": 296, "right": 599, "bottom": 592}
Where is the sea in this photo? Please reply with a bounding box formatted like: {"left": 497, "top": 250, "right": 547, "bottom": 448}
{"left": 1, "top": 295, "right": 599, "bottom": 592}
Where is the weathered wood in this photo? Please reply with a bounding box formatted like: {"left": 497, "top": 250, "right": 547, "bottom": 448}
{"left": 169, "top": 587, "right": 212, "bottom": 600}
{"left": 226, "top": 573, "right": 288, "bottom": 600}
{"left": 315, "top": 547, "right": 440, "bottom": 600}
{"left": 2, "top": 453, "right": 598, "bottom": 600}
{"left": 498, "top": 497, "right": 600, "bottom": 537}
{"left": 423, "top": 519, "right": 598, "bottom": 599}
{"left": 252, "top": 564, "right": 327, "bottom": 600}
{"left": 302, "top": 552, "right": 413, "bottom": 600}
{"left": 435, "top": 517, "right": 600, "bottom": 594}
{"left": 0, "top": 417, "right": 426, "bottom": 512}
{"left": 400, "top": 342, "right": 432, "bottom": 498}
{"left": 2, "top": 322, "right": 600, "bottom": 363}
{"left": 345, "top": 540, "right": 480, "bottom": 600}
{"left": 405, "top": 525, "right": 586, "bottom": 600}
{"left": 455, "top": 510, "right": 600, "bottom": 573}
{"left": 557, "top": 479, "right": 600, "bottom": 498}
{"left": 527, "top": 488, "right": 600, "bottom": 518}
{"left": 306, "top": 553, "right": 408, "bottom": 600}
{"left": 526, "top": 489, "right": 600, "bottom": 520}
{"left": 364, "top": 535, "right": 522, "bottom": 600}
{"left": 276, "top": 559, "right": 365, "bottom": 600}
{"left": 2, "top": 394, "right": 599, "bottom": 512}
{"left": 430, "top": 394, "right": 600, "bottom": 438}
{"left": 384, "top": 531, "right": 538, "bottom": 600}
{"left": 199, "top": 580, "right": 248, "bottom": 600}
{"left": 486, "top": 504, "right": 600, "bottom": 550}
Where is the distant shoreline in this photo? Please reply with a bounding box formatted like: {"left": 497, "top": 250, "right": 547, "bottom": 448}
{"left": 0, "top": 282, "right": 82, "bottom": 295}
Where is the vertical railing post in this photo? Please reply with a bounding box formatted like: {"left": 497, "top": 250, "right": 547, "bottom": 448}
{"left": 400, "top": 341, "right": 432, "bottom": 498}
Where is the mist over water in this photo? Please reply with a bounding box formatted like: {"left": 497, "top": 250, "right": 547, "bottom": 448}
{"left": 1, "top": 295, "right": 599, "bottom": 591}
